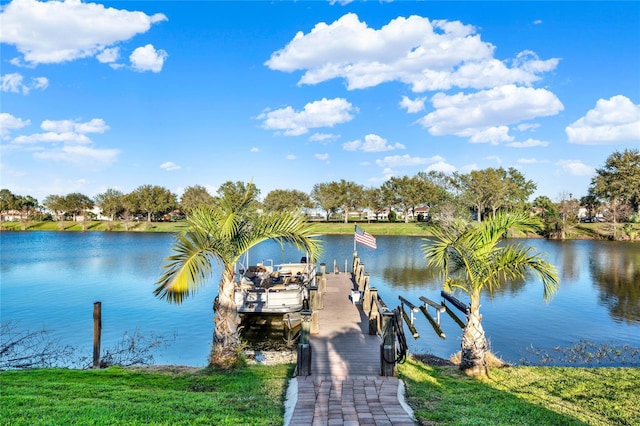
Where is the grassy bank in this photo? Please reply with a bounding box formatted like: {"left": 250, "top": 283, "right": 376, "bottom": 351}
{"left": 398, "top": 357, "right": 640, "bottom": 425}
{"left": 2, "top": 360, "right": 638, "bottom": 425}
{"left": 3, "top": 220, "right": 632, "bottom": 240}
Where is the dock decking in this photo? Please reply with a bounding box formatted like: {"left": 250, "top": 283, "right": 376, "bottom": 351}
{"left": 286, "top": 272, "right": 416, "bottom": 425}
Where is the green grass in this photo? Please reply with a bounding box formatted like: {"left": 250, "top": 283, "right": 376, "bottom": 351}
{"left": 2, "top": 219, "right": 638, "bottom": 239}
{"left": 2, "top": 360, "right": 638, "bottom": 425}
{"left": 0, "top": 365, "right": 293, "bottom": 426}
{"left": 398, "top": 357, "right": 640, "bottom": 426}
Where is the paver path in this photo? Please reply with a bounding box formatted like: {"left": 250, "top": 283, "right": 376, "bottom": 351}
{"left": 286, "top": 272, "right": 415, "bottom": 425}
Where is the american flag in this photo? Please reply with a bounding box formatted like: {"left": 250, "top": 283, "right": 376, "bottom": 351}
{"left": 354, "top": 225, "right": 377, "bottom": 249}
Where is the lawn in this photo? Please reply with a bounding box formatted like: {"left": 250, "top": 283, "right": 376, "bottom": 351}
{"left": 2, "top": 360, "right": 638, "bottom": 425}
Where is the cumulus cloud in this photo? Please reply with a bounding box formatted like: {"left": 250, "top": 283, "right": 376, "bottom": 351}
{"left": 33, "top": 144, "right": 119, "bottom": 164}
{"left": 130, "top": 44, "right": 168, "bottom": 73}
{"left": 555, "top": 160, "right": 594, "bottom": 176}
{"left": 343, "top": 134, "right": 405, "bottom": 152}
{"left": 258, "top": 97, "right": 356, "bottom": 136}
{"left": 309, "top": 132, "right": 339, "bottom": 143}
{"left": 518, "top": 158, "right": 549, "bottom": 164}
{"left": 566, "top": 95, "right": 640, "bottom": 144}
{"left": 96, "top": 47, "right": 119, "bottom": 64}
{"left": 1, "top": 73, "right": 49, "bottom": 94}
{"left": 265, "top": 13, "right": 558, "bottom": 92}
{"left": 314, "top": 153, "right": 330, "bottom": 161}
{"left": 0, "top": 113, "right": 31, "bottom": 139}
{"left": 7, "top": 116, "right": 119, "bottom": 165}
{"left": 250, "top": 147, "right": 260, "bottom": 153}
{"left": 375, "top": 154, "right": 444, "bottom": 168}
{"left": 285, "top": 154, "right": 296, "bottom": 160}
{"left": 0, "top": 0, "right": 167, "bottom": 67}
{"left": 419, "top": 85, "right": 563, "bottom": 141}
{"left": 160, "top": 161, "right": 181, "bottom": 171}
{"left": 425, "top": 160, "right": 457, "bottom": 174}
{"left": 400, "top": 96, "right": 426, "bottom": 113}
{"left": 506, "top": 138, "right": 549, "bottom": 148}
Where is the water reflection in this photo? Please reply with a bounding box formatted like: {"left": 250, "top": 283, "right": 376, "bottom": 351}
{"left": 589, "top": 243, "right": 640, "bottom": 324}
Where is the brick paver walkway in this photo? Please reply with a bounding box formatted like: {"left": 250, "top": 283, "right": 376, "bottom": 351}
{"left": 286, "top": 272, "right": 415, "bottom": 425}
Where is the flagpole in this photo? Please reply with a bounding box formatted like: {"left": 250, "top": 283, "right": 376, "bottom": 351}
{"left": 353, "top": 224, "right": 357, "bottom": 253}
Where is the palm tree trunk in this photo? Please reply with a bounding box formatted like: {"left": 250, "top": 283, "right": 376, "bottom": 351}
{"left": 211, "top": 267, "right": 241, "bottom": 367}
{"left": 460, "top": 291, "right": 488, "bottom": 376}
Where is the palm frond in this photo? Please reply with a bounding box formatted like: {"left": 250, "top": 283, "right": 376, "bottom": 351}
{"left": 154, "top": 228, "right": 217, "bottom": 304}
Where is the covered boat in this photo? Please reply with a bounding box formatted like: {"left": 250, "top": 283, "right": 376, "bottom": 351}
{"left": 234, "top": 258, "right": 317, "bottom": 315}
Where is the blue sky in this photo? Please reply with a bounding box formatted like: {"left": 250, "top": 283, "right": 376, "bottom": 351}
{"left": 1, "top": 0, "right": 639, "bottom": 204}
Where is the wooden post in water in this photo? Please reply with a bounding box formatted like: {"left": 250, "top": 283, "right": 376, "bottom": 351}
{"left": 296, "top": 310, "right": 312, "bottom": 376}
{"left": 93, "top": 302, "right": 102, "bottom": 369}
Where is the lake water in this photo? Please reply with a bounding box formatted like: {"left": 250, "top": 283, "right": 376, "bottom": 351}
{"left": 1, "top": 231, "right": 639, "bottom": 367}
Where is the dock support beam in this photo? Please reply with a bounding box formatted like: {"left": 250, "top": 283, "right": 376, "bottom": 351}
{"left": 296, "top": 310, "right": 312, "bottom": 376}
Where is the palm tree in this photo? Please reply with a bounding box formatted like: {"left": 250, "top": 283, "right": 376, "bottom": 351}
{"left": 422, "top": 211, "right": 559, "bottom": 376}
{"left": 154, "top": 188, "right": 322, "bottom": 367}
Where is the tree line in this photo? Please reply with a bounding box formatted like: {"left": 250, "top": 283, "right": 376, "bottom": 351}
{"left": 2, "top": 149, "right": 639, "bottom": 237}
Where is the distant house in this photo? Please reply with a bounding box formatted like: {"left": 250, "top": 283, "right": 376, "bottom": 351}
{"left": 0, "top": 209, "right": 22, "bottom": 222}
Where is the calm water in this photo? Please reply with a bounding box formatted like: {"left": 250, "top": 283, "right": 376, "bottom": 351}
{"left": 1, "top": 231, "right": 639, "bottom": 366}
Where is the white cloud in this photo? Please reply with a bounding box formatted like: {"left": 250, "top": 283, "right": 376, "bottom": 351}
{"left": 41, "top": 118, "right": 109, "bottom": 134}
{"left": 33, "top": 145, "right": 119, "bottom": 165}
{"left": 375, "top": 154, "right": 444, "bottom": 168}
{"left": 533, "top": 20, "right": 543, "bottom": 25}
{"left": 285, "top": 154, "right": 296, "bottom": 160}
{"left": 7, "top": 115, "right": 119, "bottom": 165}
{"left": 0, "top": 0, "right": 167, "bottom": 66}
{"left": 250, "top": 147, "right": 260, "bottom": 152}
{"left": 130, "top": 44, "right": 168, "bottom": 73}
{"left": 400, "top": 96, "right": 426, "bottom": 113}
{"left": 97, "top": 47, "right": 119, "bottom": 63}
{"left": 14, "top": 131, "right": 92, "bottom": 144}
{"left": 517, "top": 123, "right": 540, "bottom": 132}
{"left": 484, "top": 155, "right": 502, "bottom": 164}
{"left": 566, "top": 95, "right": 640, "bottom": 144}
{"left": 506, "top": 138, "right": 549, "bottom": 148}
{"left": 309, "top": 132, "right": 339, "bottom": 143}
{"left": 425, "top": 160, "right": 457, "bottom": 174}
{"left": 419, "top": 85, "right": 563, "bottom": 140}
{"left": 314, "top": 153, "right": 329, "bottom": 161}
{"left": 258, "top": 97, "right": 356, "bottom": 136}
{"left": 266, "top": 13, "right": 559, "bottom": 92}
{"left": 469, "top": 126, "right": 513, "bottom": 145}
{"left": 518, "top": 158, "right": 549, "bottom": 164}
{"left": 1, "top": 73, "right": 49, "bottom": 94}
{"left": 343, "top": 134, "right": 405, "bottom": 152}
{"left": 555, "top": 160, "right": 594, "bottom": 176}
{"left": 0, "top": 113, "right": 31, "bottom": 139}
{"left": 160, "top": 161, "right": 181, "bottom": 171}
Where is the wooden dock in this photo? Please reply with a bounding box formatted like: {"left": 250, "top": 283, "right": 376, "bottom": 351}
{"left": 310, "top": 272, "right": 381, "bottom": 376}
{"left": 286, "top": 271, "right": 416, "bottom": 425}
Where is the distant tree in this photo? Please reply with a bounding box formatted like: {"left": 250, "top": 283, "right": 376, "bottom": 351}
{"left": 334, "top": 179, "right": 364, "bottom": 223}
{"left": 590, "top": 149, "right": 640, "bottom": 231}
{"left": 0, "top": 189, "right": 18, "bottom": 221}
{"left": 364, "top": 186, "right": 387, "bottom": 221}
{"left": 128, "top": 185, "right": 177, "bottom": 222}
{"left": 94, "top": 189, "right": 125, "bottom": 221}
{"left": 383, "top": 176, "right": 423, "bottom": 223}
{"left": 63, "top": 193, "right": 94, "bottom": 222}
{"left": 311, "top": 182, "right": 341, "bottom": 221}
{"left": 580, "top": 193, "right": 602, "bottom": 220}
{"left": 263, "top": 189, "right": 313, "bottom": 213}
{"left": 453, "top": 167, "right": 536, "bottom": 222}
{"left": 215, "top": 181, "right": 260, "bottom": 212}
{"left": 180, "top": 185, "right": 215, "bottom": 215}
{"left": 43, "top": 194, "right": 66, "bottom": 221}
